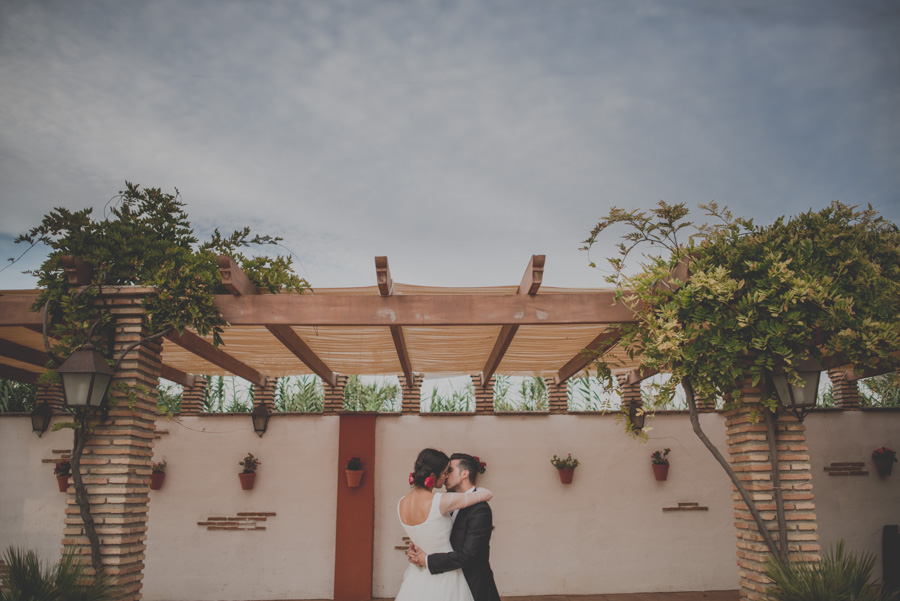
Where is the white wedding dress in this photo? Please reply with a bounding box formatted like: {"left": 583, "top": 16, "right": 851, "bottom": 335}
{"left": 395, "top": 491, "right": 490, "bottom": 601}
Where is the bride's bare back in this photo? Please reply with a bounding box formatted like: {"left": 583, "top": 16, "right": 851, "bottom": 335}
{"left": 399, "top": 488, "right": 493, "bottom": 526}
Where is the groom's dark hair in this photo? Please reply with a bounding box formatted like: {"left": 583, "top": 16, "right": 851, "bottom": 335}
{"left": 451, "top": 453, "right": 479, "bottom": 484}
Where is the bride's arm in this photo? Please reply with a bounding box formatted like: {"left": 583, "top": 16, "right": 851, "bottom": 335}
{"left": 438, "top": 489, "right": 493, "bottom": 515}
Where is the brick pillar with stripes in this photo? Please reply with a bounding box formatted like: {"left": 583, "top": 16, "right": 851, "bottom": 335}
{"left": 725, "top": 383, "right": 820, "bottom": 600}
{"left": 401, "top": 373, "right": 423, "bottom": 414}
{"left": 827, "top": 369, "right": 861, "bottom": 410}
{"left": 472, "top": 374, "right": 494, "bottom": 414}
{"left": 545, "top": 377, "right": 568, "bottom": 413}
{"left": 179, "top": 376, "right": 208, "bottom": 415}
{"left": 323, "top": 375, "right": 348, "bottom": 414}
{"left": 616, "top": 374, "right": 643, "bottom": 429}
{"left": 62, "top": 286, "right": 162, "bottom": 601}
{"left": 253, "top": 379, "right": 277, "bottom": 410}
{"left": 36, "top": 382, "right": 66, "bottom": 413}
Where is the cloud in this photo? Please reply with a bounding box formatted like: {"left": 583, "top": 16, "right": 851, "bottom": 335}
{"left": 1, "top": 0, "right": 898, "bottom": 289}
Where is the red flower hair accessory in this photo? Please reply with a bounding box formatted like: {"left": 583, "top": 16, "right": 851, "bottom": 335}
{"left": 472, "top": 455, "right": 487, "bottom": 474}
{"left": 424, "top": 475, "right": 436, "bottom": 489}
{"left": 409, "top": 472, "right": 415, "bottom": 485}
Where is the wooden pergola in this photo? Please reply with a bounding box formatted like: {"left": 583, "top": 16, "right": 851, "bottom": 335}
{"left": 0, "top": 255, "right": 646, "bottom": 390}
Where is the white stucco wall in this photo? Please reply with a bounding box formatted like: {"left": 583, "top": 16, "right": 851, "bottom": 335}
{"left": 374, "top": 413, "right": 738, "bottom": 597}
{"left": 0, "top": 416, "right": 69, "bottom": 560}
{"left": 805, "top": 409, "right": 900, "bottom": 582}
{"left": 141, "top": 414, "right": 340, "bottom": 601}
{"left": 1, "top": 409, "right": 898, "bottom": 600}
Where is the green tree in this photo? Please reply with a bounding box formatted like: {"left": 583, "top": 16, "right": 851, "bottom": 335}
{"left": 14, "top": 182, "right": 308, "bottom": 574}
{"left": 583, "top": 201, "right": 900, "bottom": 560}
{"left": 0, "top": 378, "right": 37, "bottom": 413}
{"left": 343, "top": 375, "right": 401, "bottom": 412}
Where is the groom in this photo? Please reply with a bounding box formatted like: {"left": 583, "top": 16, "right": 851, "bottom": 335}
{"left": 407, "top": 453, "right": 501, "bottom": 601}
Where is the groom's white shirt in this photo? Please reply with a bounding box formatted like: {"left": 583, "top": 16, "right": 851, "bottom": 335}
{"left": 425, "top": 485, "right": 476, "bottom": 571}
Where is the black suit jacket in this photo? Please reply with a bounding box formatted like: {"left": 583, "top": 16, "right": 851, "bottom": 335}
{"left": 427, "top": 500, "right": 501, "bottom": 601}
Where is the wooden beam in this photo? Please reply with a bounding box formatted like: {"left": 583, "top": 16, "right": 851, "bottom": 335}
{"left": 626, "top": 367, "right": 660, "bottom": 386}
{"left": 479, "top": 255, "right": 547, "bottom": 387}
{"left": 389, "top": 325, "right": 414, "bottom": 389}
{"left": 160, "top": 364, "right": 196, "bottom": 388}
{"left": 214, "top": 291, "right": 635, "bottom": 326}
{"left": 374, "top": 256, "right": 414, "bottom": 387}
{"left": 0, "top": 295, "right": 43, "bottom": 326}
{"left": 217, "top": 255, "right": 257, "bottom": 296}
{"left": 265, "top": 325, "right": 337, "bottom": 388}
{"left": 518, "top": 255, "right": 545, "bottom": 295}
{"left": 0, "top": 363, "right": 40, "bottom": 384}
{"left": 60, "top": 255, "right": 93, "bottom": 286}
{"left": 217, "top": 257, "right": 337, "bottom": 386}
{"left": 480, "top": 325, "right": 518, "bottom": 388}
{"left": 652, "top": 255, "right": 692, "bottom": 292}
{"left": 0, "top": 339, "right": 50, "bottom": 368}
{"left": 840, "top": 364, "right": 899, "bottom": 382}
{"left": 555, "top": 328, "right": 624, "bottom": 385}
{"left": 375, "top": 256, "right": 393, "bottom": 296}
{"left": 164, "top": 330, "right": 266, "bottom": 387}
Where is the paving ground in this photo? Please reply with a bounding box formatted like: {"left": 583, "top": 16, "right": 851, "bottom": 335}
{"left": 370, "top": 592, "right": 740, "bottom": 601}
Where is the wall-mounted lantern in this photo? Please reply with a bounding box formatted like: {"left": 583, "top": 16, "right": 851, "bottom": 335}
{"left": 251, "top": 403, "right": 271, "bottom": 437}
{"left": 31, "top": 402, "right": 52, "bottom": 437}
{"left": 56, "top": 344, "right": 113, "bottom": 409}
{"left": 770, "top": 358, "right": 823, "bottom": 421}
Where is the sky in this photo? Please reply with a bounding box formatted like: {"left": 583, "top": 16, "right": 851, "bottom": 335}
{"left": 1, "top": 0, "right": 898, "bottom": 291}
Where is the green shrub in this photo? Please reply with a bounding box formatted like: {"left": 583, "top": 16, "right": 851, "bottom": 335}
{"left": 0, "top": 546, "right": 110, "bottom": 601}
{"left": 764, "top": 541, "right": 899, "bottom": 601}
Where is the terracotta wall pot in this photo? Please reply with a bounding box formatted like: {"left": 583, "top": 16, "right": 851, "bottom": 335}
{"left": 345, "top": 469, "right": 363, "bottom": 488}
{"left": 653, "top": 464, "right": 669, "bottom": 481}
{"left": 239, "top": 472, "right": 256, "bottom": 490}
{"left": 56, "top": 475, "right": 69, "bottom": 492}
{"left": 557, "top": 467, "right": 575, "bottom": 484}
{"left": 873, "top": 457, "right": 894, "bottom": 476}
{"left": 150, "top": 473, "right": 166, "bottom": 490}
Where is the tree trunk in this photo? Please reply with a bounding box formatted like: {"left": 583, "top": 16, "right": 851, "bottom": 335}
{"left": 70, "top": 411, "right": 104, "bottom": 573}
{"left": 763, "top": 406, "right": 788, "bottom": 561}
{"left": 682, "top": 376, "right": 781, "bottom": 558}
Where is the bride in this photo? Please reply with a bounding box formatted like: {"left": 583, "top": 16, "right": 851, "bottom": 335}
{"left": 395, "top": 448, "right": 493, "bottom": 601}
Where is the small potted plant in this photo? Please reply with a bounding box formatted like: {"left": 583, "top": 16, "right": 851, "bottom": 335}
{"left": 54, "top": 460, "right": 71, "bottom": 492}
{"left": 150, "top": 460, "right": 166, "bottom": 490}
{"left": 551, "top": 453, "right": 579, "bottom": 484}
{"left": 651, "top": 448, "right": 671, "bottom": 481}
{"left": 239, "top": 452, "right": 260, "bottom": 490}
{"left": 872, "top": 447, "right": 897, "bottom": 476}
{"left": 345, "top": 456, "right": 364, "bottom": 488}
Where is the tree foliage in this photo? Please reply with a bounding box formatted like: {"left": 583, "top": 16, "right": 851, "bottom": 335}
{"left": 16, "top": 182, "right": 309, "bottom": 359}
{"left": 584, "top": 201, "right": 900, "bottom": 412}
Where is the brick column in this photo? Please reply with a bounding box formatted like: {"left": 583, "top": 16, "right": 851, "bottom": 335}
{"left": 400, "top": 373, "right": 423, "bottom": 414}
{"left": 695, "top": 395, "right": 718, "bottom": 412}
{"left": 725, "top": 384, "right": 819, "bottom": 601}
{"left": 323, "top": 375, "right": 348, "bottom": 414}
{"left": 179, "top": 376, "right": 208, "bottom": 415}
{"left": 471, "top": 374, "right": 494, "bottom": 414}
{"left": 63, "top": 286, "right": 162, "bottom": 601}
{"left": 36, "top": 382, "right": 66, "bottom": 413}
{"left": 616, "top": 374, "right": 643, "bottom": 428}
{"left": 545, "top": 378, "right": 568, "bottom": 413}
{"left": 253, "top": 379, "right": 277, "bottom": 410}
{"left": 827, "top": 369, "right": 860, "bottom": 410}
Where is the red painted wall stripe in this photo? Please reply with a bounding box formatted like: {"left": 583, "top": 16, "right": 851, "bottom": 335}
{"left": 333, "top": 414, "right": 376, "bottom": 601}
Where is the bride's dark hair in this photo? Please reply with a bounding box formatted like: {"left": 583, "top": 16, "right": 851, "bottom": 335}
{"left": 411, "top": 448, "right": 450, "bottom": 487}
